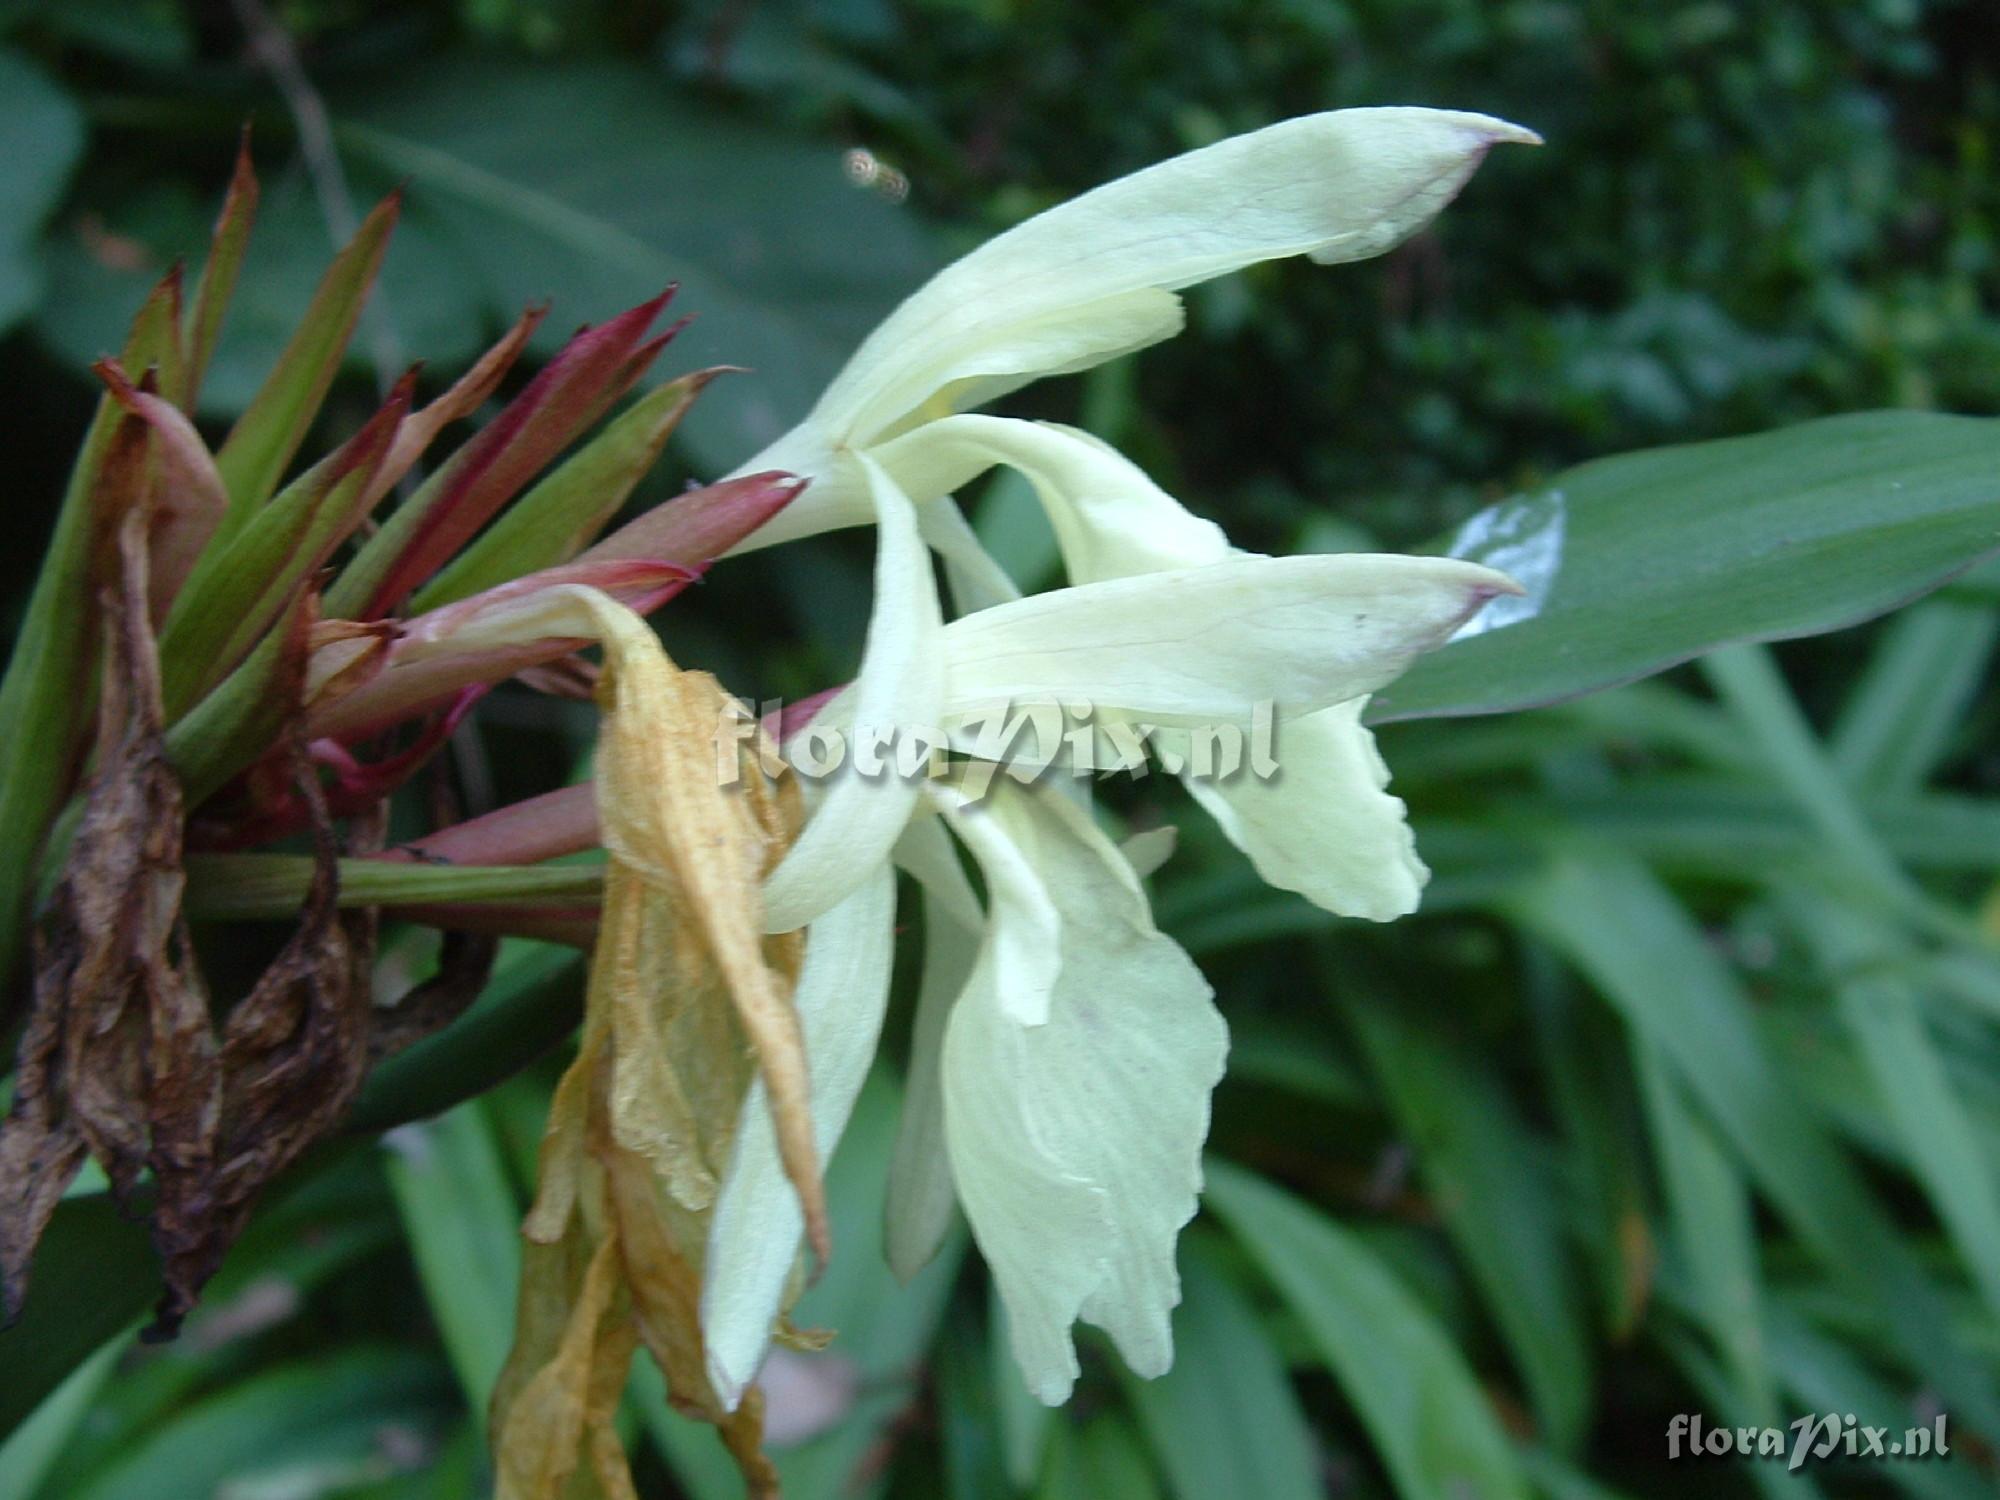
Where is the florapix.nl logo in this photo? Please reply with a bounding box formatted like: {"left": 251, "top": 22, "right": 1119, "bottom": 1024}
{"left": 715, "top": 696, "right": 1284, "bottom": 802}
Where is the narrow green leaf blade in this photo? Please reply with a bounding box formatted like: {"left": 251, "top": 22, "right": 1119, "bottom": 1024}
{"left": 380, "top": 1099, "right": 522, "bottom": 1416}
{"left": 0, "top": 1327, "right": 129, "bottom": 1499}
{"left": 158, "top": 385, "right": 406, "bottom": 718}
{"left": 1511, "top": 851, "right": 2000, "bottom": 1437}
{"left": 181, "top": 135, "right": 260, "bottom": 411}
{"left": 1349, "top": 997, "right": 1593, "bottom": 1449}
{"left": 1634, "top": 1039, "right": 1772, "bottom": 1419}
{"left": 1118, "top": 1239, "right": 1323, "bottom": 1500}
{"left": 410, "top": 369, "right": 714, "bottom": 611}
{"left": 1204, "top": 1158, "right": 1533, "bottom": 1500}
{"left": 211, "top": 190, "right": 400, "bottom": 527}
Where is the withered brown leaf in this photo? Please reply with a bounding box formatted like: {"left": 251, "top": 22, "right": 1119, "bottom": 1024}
{"left": 0, "top": 428, "right": 221, "bottom": 1327}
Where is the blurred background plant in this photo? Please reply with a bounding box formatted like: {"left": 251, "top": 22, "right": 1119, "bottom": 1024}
{"left": 2, "top": 1, "right": 2000, "bottom": 1497}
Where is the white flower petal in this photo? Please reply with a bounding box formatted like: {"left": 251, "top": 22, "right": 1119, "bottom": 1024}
{"left": 917, "top": 493, "right": 1023, "bottom": 614}
{"left": 938, "top": 783, "right": 1228, "bottom": 1404}
{"left": 884, "top": 815, "right": 983, "bottom": 1281}
{"left": 1185, "top": 696, "right": 1426, "bottom": 921}
{"left": 876, "top": 415, "right": 1231, "bottom": 583}
{"left": 761, "top": 454, "right": 945, "bottom": 932}
{"left": 701, "top": 863, "right": 898, "bottom": 1409}
{"left": 811, "top": 109, "right": 1536, "bottom": 446}
{"left": 1119, "top": 825, "right": 1179, "bottom": 880}
{"left": 926, "top": 783, "right": 1061, "bottom": 1025}
{"left": 938, "top": 552, "right": 1517, "bottom": 727}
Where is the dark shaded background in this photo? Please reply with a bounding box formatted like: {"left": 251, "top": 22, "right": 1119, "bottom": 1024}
{"left": 2, "top": 2, "right": 1998, "bottom": 1497}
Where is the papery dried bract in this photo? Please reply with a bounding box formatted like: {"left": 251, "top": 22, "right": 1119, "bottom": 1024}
{"left": 490, "top": 591, "right": 803, "bottom": 1497}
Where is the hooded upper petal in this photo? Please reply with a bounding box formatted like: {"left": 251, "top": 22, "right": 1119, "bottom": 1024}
{"left": 731, "top": 107, "right": 1537, "bottom": 547}
{"left": 932, "top": 781, "right": 1228, "bottom": 1404}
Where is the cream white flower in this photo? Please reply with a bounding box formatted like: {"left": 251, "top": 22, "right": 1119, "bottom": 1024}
{"left": 745, "top": 108, "right": 1536, "bottom": 934}
{"left": 700, "top": 105, "right": 1537, "bottom": 1408}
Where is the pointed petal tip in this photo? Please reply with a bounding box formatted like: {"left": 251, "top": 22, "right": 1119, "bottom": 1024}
{"left": 706, "top": 1355, "right": 748, "bottom": 1414}
{"left": 1477, "top": 117, "right": 1543, "bottom": 149}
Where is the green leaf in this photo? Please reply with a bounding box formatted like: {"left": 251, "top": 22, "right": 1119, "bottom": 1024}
{"left": 1375, "top": 413, "right": 2000, "bottom": 722}
{"left": 0, "top": 304, "right": 162, "bottom": 993}
{"left": 1348, "top": 995, "right": 1593, "bottom": 1449}
{"left": 158, "top": 387, "right": 404, "bottom": 719}
{"left": 0, "top": 1198, "right": 155, "bottom": 1441}
{"left": 330, "top": 58, "right": 936, "bottom": 470}
{"left": 0, "top": 47, "right": 83, "bottom": 333}
{"left": 1634, "top": 1039, "right": 1772, "bottom": 1419}
{"left": 1829, "top": 581, "right": 1999, "bottom": 795}
{"left": 934, "top": 1305, "right": 1017, "bottom": 1500}
{"left": 410, "top": 370, "right": 714, "bottom": 612}
{"left": 182, "top": 138, "right": 259, "bottom": 411}
{"left": 210, "top": 189, "right": 400, "bottom": 529}
{"left": 1034, "top": 1412, "right": 1159, "bottom": 1500}
{"left": 347, "top": 940, "right": 583, "bottom": 1135}
{"left": 67, "top": 1346, "right": 452, "bottom": 1500}
{"left": 1784, "top": 892, "right": 2000, "bottom": 1324}
{"left": 380, "top": 1097, "right": 522, "bottom": 1416}
{"left": 0, "top": 1326, "right": 129, "bottom": 1500}
{"left": 1204, "top": 1158, "right": 1532, "bottom": 1500}
{"left": 1117, "top": 1237, "right": 1322, "bottom": 1500}
{"left": 1765, "top": 1304, "right": 1991, "bottom": 1500}
{"left": 1511, "top": 851, "right": 2000, "bottom": 1437}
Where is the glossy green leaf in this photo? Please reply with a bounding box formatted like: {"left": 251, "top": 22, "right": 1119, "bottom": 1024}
{"left": 1375, "top": 413, "right": 2000, "bottom": 722}
{"left": 1117, "top": 1238, "right": 1322, "bottom": 1500}
{"left": 1204, "top": 1158, "right": 1532, "bottom": 1500}
{"left": 330, "top": 58, "right": 936, "bottom": 470}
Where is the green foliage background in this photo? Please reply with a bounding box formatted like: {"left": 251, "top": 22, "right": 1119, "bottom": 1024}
{"left": 3, "top": 1, "right": 2000, "bottom": 1497}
